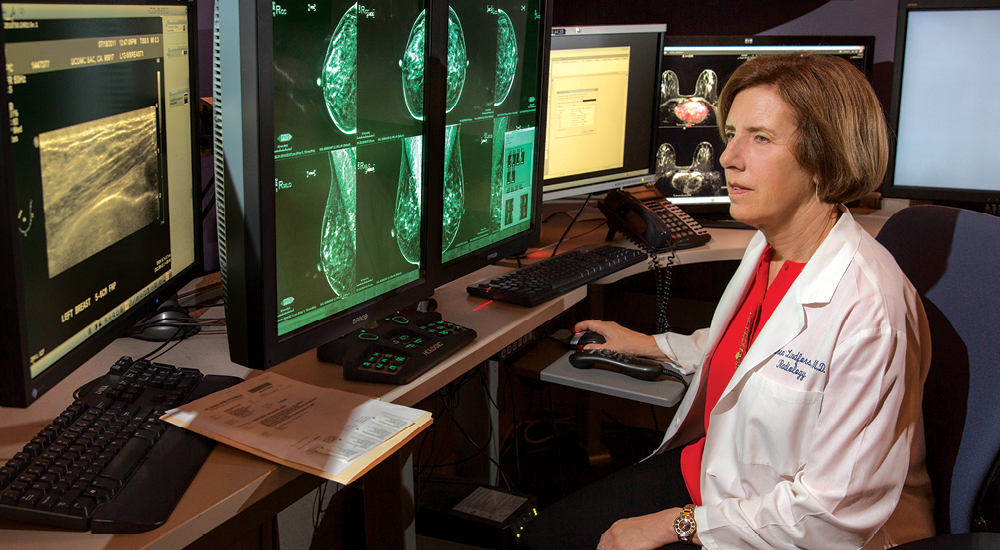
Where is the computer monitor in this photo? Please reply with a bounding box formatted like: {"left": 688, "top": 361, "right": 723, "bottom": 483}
{"left": 0, "top": 0, "right": 202, "bottom": 407}
{"left": 883, "top": 0, "right": 1000, "bottom": 205}
{"left": 657, "top": 35, "right": 875, "bottom": 218}
{"left": 214, "top": 0, "right": 446, "bottom": 369}
{"left": 428, "top": 0, "right": 551, "bottom": 285}
{"left": 541, "top": 24, "right": 664, "bottom": 201}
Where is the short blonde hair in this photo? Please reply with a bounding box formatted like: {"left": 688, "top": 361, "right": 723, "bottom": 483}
{"left": 717, "top": 54, "right": 888, "bottom": 204}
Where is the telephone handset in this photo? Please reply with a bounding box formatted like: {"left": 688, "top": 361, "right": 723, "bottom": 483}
{"left": 598, "top": 186, "right": 711, "bottom": 253}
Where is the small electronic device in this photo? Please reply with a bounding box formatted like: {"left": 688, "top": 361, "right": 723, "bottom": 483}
{"left": 569, "top": 330, "right": 606, "bottom": 348}
{"left": 465, "top": 244, "right": 646, "bottom": 307}
{"left": 569, "top": 348, "right": 688, "bottom": 385}
{"left": 316, "top": 311, "right": 477, "bottom": 384}
{"left": 599, "top": 186, "right": 710, "bottom": 252}
{"left": 416, "top": 473, "right": 538, "bottom": 550}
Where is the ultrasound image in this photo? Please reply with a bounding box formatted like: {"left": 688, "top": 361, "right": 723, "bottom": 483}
{"left": 39, "top": 107, "right": 161, "bottom": 278}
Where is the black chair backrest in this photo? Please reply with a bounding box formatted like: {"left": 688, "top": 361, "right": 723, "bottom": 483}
{"left": 876, "top": 205, "right": 1000, "bottom": 534}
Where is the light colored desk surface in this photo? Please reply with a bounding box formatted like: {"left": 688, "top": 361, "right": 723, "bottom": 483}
{"left": 0, "top": 267, "right": 586, "bottom": 550}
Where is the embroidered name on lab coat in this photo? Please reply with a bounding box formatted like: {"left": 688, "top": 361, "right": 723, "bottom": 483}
{"left": 773, "top": 348, "right": 827, "bottom": 381}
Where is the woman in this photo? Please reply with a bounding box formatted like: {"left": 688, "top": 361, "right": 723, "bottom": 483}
{"left": 524, "top": 54, "right": 935, "bottom": 549}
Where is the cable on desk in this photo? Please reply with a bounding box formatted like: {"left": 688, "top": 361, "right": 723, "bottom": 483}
{"left": 551, "top": 193, "right": 592, "bottom": 257}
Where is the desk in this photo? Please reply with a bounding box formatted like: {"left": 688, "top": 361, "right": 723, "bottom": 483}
{"left": 1, "top": 212, "right": 893, "bottom": 549}
{"left": 0, "top": 267, "right": 586, "bottom": 550}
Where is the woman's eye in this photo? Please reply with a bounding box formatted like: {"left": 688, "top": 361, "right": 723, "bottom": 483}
{"left": 754, "top": 134, "right": 770, "bottom": 143}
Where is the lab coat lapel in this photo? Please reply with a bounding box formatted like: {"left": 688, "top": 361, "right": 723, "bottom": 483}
{"left": 713, "top": 209, "right": 861, "bottom": 409}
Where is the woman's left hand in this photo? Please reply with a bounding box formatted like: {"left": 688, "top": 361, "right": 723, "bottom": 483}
{"left": 596, "top": 508, "right": 679, "bottom": 550}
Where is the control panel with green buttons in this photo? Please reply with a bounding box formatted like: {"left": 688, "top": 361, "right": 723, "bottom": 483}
{"left": 317, "top": 311, "right": 477, "bottom": 384}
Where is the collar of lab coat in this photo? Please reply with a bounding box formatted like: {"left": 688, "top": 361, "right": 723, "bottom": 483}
{"left": 711, "top": 206, "right": 861, "bottom": 406}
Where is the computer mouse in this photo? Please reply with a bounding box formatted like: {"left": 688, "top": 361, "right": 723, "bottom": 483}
{"left": 569, "top": 330, "right": 606, "bottom": 348}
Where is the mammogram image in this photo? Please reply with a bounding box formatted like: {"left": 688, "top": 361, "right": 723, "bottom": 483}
{"left": 655, "top": 141, "right": 724, "bottom": 197}
{"left": 39, "top": 107, "right": 161, "bottom": 278}
{"left": 494, "top": 8, "right": 517, "bottom": 106}
{"left": 660, "top": 69, "right": 718, "bottom": 127}
{"left": 442, "top": 124, "right": 465, "bottom": 250}
{"left": 320, "top": 3, "right": 359, "bottom": 134}
{"left": 400, "top": 6, "right": 468, "bottom": 119}
{"left": 395, "top": 136, "right": 422, "bottom": 265}
{"left": 320, "top": 147, "right": 358, "bottom": 296}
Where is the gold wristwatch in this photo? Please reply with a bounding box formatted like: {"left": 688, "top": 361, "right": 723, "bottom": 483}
{"left": 673, "top": 504, "right": 697, "bottom": 544}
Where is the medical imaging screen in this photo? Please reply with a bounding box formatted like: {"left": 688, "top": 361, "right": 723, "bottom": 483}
{"left": 657, "top": 42, "right": 869, "bottom": 204}
{"left": 438, "top": 0, "right": 543, "bottom": 264}
{"left": 4, "top": 3, "right": 196, "bottom": 378}
{"left": 271, "top": 0, "right": 428, "bottom": 336}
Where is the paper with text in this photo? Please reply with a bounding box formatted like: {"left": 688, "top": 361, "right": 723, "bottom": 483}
{"left": 161, "top": 371, "right": 431, "bottom": 484}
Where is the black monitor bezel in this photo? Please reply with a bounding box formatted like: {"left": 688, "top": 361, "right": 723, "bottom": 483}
{"left": 540, "top": 24, "right": 665, "bottom": 201}
{"left": 218, "top": 0, "right": 446, "bottom": 370}
{"left": 427, "top": 0, "right": 553, "bottom": 288}
{"left": 0, "top": 0, "right": 204, "bottom": 408}
{"left": 882, "top": 0, "right": 1000, "bottom": 203}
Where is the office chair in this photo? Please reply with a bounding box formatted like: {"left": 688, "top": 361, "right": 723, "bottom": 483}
{"left": 875, "top": 205, "right": 1000, "bottom": 548}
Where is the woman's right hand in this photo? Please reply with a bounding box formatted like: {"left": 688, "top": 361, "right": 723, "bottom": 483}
{"left": 573, "top": 320, "right": 665, "bottom": 359}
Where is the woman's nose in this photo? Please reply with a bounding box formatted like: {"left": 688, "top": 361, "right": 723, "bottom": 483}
{"left": 720, "top": 137, "right": 740, "bottom": 169}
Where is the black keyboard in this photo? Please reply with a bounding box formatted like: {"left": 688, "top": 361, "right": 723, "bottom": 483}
{"left": 318, "top": 311, "right": 477, "bottom": 384}
{"left": 466, "top": 244, "right": 647, "bottom": 307}
{"left": 0, "top": 357, "right": 241, "bottom": 533}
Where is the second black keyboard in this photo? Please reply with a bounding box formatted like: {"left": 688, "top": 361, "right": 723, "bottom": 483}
{"left": 0, "top": 356, "right": 242, "bottom": 533}
{"left": 466, "top": 244, "right": 647, "bottom": 307}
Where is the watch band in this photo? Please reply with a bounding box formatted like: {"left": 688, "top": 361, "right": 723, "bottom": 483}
{"left": 673, "top": 503, "right": 697, "bottom": 544}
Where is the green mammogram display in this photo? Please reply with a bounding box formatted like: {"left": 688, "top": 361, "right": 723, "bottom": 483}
{"left": 490, "top": 116, "right": 507, "bottom": 231}
{"left": 400, "top": 7, "right": 468, "bottom": 119}
{"left": 395, "top": 136, "right": 422, "bottom": 264}
{"left": 442, "top": 124, "right": 464, "bottom": 250}
{"left": 319, "top": 148, "right": 357, "bottom": 296}
{"left": 319, "top": 3, "right": 358, "bottom": 134}
{"left": 494, "top": 10, "right": 517, "bottom": 106}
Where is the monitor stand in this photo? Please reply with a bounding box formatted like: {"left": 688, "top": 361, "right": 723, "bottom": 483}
{"left": 130, "top": 296, "right": 202, "bottom": 342}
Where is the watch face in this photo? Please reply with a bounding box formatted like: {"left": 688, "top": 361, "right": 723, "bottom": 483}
{"left": 674, "top": 511, "right": 696, "bottom": 539}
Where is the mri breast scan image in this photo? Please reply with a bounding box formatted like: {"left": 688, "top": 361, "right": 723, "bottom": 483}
{"left": 660, "top": 69, "right": 718, "bottom": 128}
{"left": 655, "top": 141, "right": 724, "bottom": 197}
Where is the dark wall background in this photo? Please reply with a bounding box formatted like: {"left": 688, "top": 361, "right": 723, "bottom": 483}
{"left": 550, "top": 0, "right": 898, "bottom": 116}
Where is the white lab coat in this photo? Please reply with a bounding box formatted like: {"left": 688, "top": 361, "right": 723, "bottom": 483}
{"left": 652, "top": 210, "right": 935, "bottom": 549}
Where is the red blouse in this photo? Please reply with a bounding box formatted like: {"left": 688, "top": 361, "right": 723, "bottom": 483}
{"left": 679, "top": 246, "right": 804, "bottom": 505}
